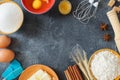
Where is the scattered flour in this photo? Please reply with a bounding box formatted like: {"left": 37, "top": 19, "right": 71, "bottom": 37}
{"left": 91, "top": 50, "right": 120, "bottom": 80}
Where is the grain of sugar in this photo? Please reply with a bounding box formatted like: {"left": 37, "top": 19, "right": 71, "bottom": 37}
{"left": 91, "top": 50, "right": 120, "bottom": 80}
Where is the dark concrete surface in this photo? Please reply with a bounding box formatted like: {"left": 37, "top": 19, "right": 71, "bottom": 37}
{"left": 0, "top": 0, "right": 118, "bottom": 80}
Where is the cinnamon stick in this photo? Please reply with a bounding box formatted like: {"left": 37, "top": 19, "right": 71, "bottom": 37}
{"left": 73, "top": 65, "right": 83, "bottom": 80}
{"left": 64, "top": 65, "right": 84, "bottom": 80}
{"left": 68, "top": 66, "right": 76, "bottom": 80}
{"left": 72, "top": 66, "right": 78, "bottom": 80}
{"left": 64, "top": 70, "right": 71, "bottom": 80}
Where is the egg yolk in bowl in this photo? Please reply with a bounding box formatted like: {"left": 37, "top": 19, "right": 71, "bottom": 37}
{"left": 22, "top": 0, "right": 55, "bottom": 14}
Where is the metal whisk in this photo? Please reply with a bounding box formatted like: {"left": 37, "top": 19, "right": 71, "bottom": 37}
{"left": 71, "top": 44, "right": 93, "bottom": 80}
{"left": 73, "top": 0, "right": 101, "bottom": 24}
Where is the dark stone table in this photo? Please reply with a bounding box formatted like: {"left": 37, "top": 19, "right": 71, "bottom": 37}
{"left": 0, "top": 0, "right": 117, "bottom": 80}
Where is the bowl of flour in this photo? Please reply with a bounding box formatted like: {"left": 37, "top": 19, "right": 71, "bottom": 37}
{"left": 89, "top": 48, "right": 120, "bottom": 80}
{"left": 0, "top": 1, "right": 24, "bottom": 34}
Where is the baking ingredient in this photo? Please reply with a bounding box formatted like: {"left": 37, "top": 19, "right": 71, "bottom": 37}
{"left": 32, "top": 0, "right": 42, "bottom": 9}
{"left": 0, "top": 35, "right": 11, "bottom": 48}
{"left": 0, "top": 49, "right": 15, "bottom": 63}
{"left": 64, "top": 65, "right": 83, "bottom": 80}
{"left": 58, "top": 0, "right": 72, "bottom": 15}
{"left": 103, "top": 34, "right": 111, "bottom": 41}
{"left": 0, "top": 1, "right": 23, "bottom": 34}
{"left": 73, "top": 0, "right": 100, "bottom": 24}
{"left": 19, "top": 64, "right": 58, "bottom": 80}
{"left": 91, "top": 50, "right": 120, "bottom": 80}
{"left": 108, "top": 0, "right": 115, "bottom": 7}
{"left": 100, "top": 23, "right": 108, "bottom": 31}
{"left": 28, "top": 69, "right": 52, "bottom": 80}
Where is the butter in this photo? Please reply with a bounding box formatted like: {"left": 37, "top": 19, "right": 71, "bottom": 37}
{"left": 27, "top": 69, "right": 51, "bottom": 80}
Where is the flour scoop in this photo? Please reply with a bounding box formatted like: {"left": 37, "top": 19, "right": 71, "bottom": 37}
{"left": 73, "top": 0, "right": 100, "bottom": 24}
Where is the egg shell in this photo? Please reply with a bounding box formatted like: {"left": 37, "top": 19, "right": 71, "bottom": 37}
{"left": 0, "top": 35, "right": 11, "bottom": 48}
{"left": 0, "top": 49, "right": 15, "bottom": 63}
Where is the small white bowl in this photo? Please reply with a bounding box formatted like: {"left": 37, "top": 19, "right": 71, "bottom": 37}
{"left": 0, "top": 1, "right": 24, "bottom": 34}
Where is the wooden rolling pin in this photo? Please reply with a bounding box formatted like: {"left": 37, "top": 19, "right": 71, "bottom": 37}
{"left": 107, "top": 9, "right": 120, "bottom": 53}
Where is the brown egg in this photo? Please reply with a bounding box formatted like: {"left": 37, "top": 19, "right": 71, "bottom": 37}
{"left": 0, "top": 49, "right": 15, "bottom": 63}
{"left": 0, "top": 35, "right": 11, "bottom": 48}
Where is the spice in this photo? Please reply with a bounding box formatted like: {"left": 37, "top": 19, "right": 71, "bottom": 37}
{"left": 100, "top": 23, "right": 108, "bottom": 31}
{"left": 64, "top": 65, "right": 83, "bottom": 80}
{"left": 103, "top": 34, "right": 111, "bottom": 41}
{"left": 64, "top": 70, "right": 72, "bottom": 80}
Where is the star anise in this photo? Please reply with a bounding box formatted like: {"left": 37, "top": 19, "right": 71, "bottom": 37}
{"left": 103, "top": 34, "right": 111, "bottom": 41}
{"left": 100, "top": 23, "right": 108, "bottom": 31}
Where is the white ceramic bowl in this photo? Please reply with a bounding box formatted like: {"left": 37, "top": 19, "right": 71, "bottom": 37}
{"left": 0, "top": 1, "right": 24, "bottom": 34}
